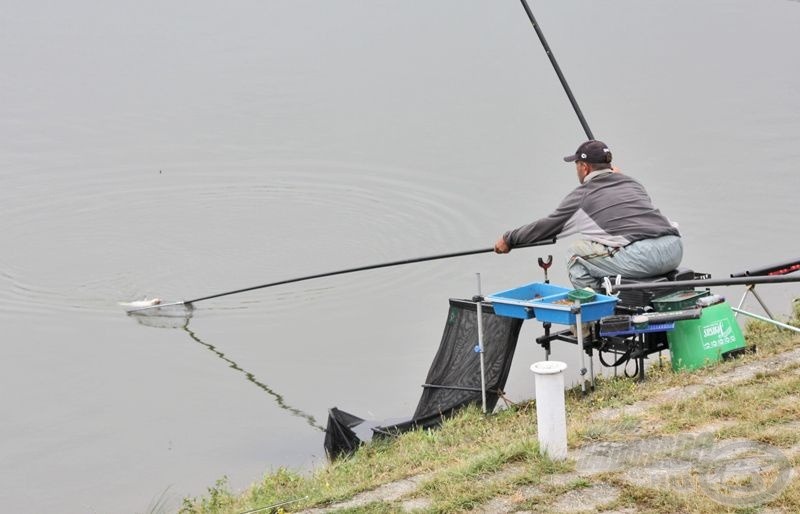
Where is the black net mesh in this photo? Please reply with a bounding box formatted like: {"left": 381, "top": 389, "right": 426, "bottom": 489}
{"left": 411, "top": 299, "right": 523, "bottom": 419}
{"left": 324, "top": 298, "right": 523, "bottom": 459}
{"left": 324, "top": 407, "right": 371, "bottom": 460}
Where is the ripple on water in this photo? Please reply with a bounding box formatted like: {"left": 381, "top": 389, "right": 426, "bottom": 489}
{"left": 0, "top": 160, "right": 480, "bottom": 318}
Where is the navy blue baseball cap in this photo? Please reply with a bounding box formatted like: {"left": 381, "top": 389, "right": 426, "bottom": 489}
{"left": 564, "top": 140, "right": 612, "bottom": 164}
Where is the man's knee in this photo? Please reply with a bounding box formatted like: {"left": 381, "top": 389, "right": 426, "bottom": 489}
{"left": 568, "top": 260, "right": 601, "bottom": 290}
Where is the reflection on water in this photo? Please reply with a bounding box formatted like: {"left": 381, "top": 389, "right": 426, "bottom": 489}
{"left": 129, "top": 307, "right": 323, "bottom": 431}
{"left": 181, "top": 325, "right": 324, "bottom": 432}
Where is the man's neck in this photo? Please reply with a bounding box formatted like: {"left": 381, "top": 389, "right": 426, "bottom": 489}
{"left": 583, "top": 169, "right": 614, "bottom": 183}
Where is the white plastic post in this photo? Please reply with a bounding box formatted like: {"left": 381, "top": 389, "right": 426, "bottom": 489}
{"left": 530, "top": 360, "right": 568, "bottom": 461}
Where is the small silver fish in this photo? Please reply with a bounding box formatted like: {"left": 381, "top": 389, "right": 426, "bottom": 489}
{"left": 119, "top": 298, "right": 163, "bottom": 309}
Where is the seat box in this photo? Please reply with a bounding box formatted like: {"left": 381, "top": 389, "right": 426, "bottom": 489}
{"left": 616, "top": 267, "right": 697, "bottom": 308}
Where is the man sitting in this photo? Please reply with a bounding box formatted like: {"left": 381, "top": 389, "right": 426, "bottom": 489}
{"left": 494, "top": 140, "right": 682, "bottom": 290}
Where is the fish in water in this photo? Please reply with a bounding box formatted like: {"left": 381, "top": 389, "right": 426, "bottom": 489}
{"left": 119, "top": 297, "right": 163, "bottom": 309}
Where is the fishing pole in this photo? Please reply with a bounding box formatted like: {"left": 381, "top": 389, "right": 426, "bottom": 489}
{"left": 607, "top": 274, "right": 800, "bottom": 293}
{"left": 127, "top": 239, "right": 557, "bottom": 313}
{"left": 518, "top": 0, "right": 594, "bottom": 140}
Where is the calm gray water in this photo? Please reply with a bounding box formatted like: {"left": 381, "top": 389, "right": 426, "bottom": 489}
{"left": 2, "top": 1, "right": 799, "bottom": 512}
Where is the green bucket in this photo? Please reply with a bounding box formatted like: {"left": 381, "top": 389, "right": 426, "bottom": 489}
{"left": 668, "top": 301, "right": 745, "bottom": 371}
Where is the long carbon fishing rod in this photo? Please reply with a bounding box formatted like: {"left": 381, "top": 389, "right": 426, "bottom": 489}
{"left": 608, "top": 274, "right": 800, "bottom": 293}
{"left": 128, "top": 239, "right": 557, "bottom": 312}
{"left": 518, "top": 0, "right": 594, "bottom": 140}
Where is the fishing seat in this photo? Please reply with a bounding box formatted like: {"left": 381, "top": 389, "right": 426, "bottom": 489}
{"left": 613, "top": 267, "right": 697, "bottom": 310}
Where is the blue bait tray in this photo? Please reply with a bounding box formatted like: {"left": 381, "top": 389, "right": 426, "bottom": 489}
{"left": 486, "top": 282, "right": 570, "bottom": 320}
{"left": 487, "top": 282, "right": 618, "bottom": 324}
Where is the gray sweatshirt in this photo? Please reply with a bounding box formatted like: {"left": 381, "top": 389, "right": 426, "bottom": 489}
{"left": 504, "top": 170, "right": 679, "bottom": 248}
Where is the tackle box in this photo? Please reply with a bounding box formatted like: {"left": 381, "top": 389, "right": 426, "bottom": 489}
{"left": 599, "top": 314, "right": 632, "bottom": 333}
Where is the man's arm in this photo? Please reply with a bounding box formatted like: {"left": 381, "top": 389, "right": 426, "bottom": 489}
{"left": 499, "top": 188, "right": 584, "bottom": 250}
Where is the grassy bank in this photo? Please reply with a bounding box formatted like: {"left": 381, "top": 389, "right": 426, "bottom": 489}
{"left": 180, "top": 303, "right": 800, "bottom": 513}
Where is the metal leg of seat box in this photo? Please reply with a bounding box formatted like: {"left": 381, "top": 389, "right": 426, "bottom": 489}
{"left": 543, "top": 322, "right": 552, "bottom": 360}
{"left": 637, "top": 334, "right": 646, "bottom": 382}
{"left": 733, "top": 307, "right": 800, "bottom": 334}
{"left": 575, "top": 305, "right": 588, "bottom": 394}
